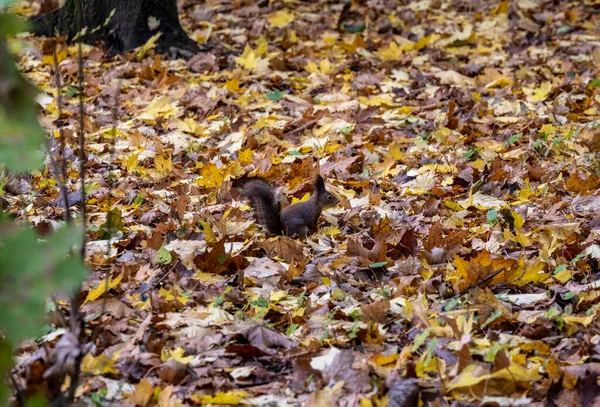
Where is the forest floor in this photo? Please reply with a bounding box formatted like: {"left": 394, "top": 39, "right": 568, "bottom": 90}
{"left": 6, "top": 0, "right": 600, "bottom": 405}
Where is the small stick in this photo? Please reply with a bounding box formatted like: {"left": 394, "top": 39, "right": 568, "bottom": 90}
{"left": 455, "top": 267, "right": 506, "bottom": 298}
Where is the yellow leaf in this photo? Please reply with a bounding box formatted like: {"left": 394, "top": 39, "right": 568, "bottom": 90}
{"left": 323, "top": 226, "right": 341, "bottom": 236}
{"left": 287, "top": 29, "right": 298, "bottom": 43}
{"left": 192, "top": 271, "right": 225, "bottom": 284}
{"left": 198, "top": 220, "right": 217, "bottom": 243}
{"left": 158, "top": 386, "right": 184, "bottom": 407}
{"left": 41, "top": 46, "right": 67, "bottom": 66}
{"left": 139, "top": 96, "right": 178, "bottom": 122}
{"left": 531, "top": 82, "right": 552, "bottom": 102}
{"left": 432, "top": 127, "right": 451, "bottom": 143}
{"left": 226, "top": 77, "right": 240, "bottom": 92}
{"left": 177, "top": 117, "right": 204, "bottom": 135}
{"left": 564, "top": 312, "right": 596, "bottom": 326}
{"left": 513, "top": 212, "right": 525, "bottom": 229}
{"left": 238, "top": 148, "right": 254, "bottom": 164}
{"left": 84, "top": 273, "right": 123, "bottom": 304}
{"left": 159, "top": 287, "right": 175, "bottom": 302}
{"left": 539, "top": 124, "right": 556, "bottom": 134}
{"left": 159, "top": 286, "right": 188, "bottom": 305}
{"left": 376, "top": 41, "right": 412, "bottom": 61}
{"left": 190, "top": 391, "right": 248, "bottom": 405}
{"left": 493, "top": 0, "right": 509, "bottom": 14}
{"left": 444, "top": 201, "right": 464, "bottom": 211}
{"left": 154, "top": 153, "right": 173, "bottom": 176}
{"left": 268, "top": 10, "right": 294, "bottom": 28}
{"left": 505, "top": 258, "right": 547, "bottom": 285}
{"left": 359, "top": 95, "right": 394, "bottom": 107}
{"left": 305, "top": 59, "right": 334, "bottom": 75}
{"left": 125, "top": 153, "right": 139, "bottom": 172}
{"left": 195, "top": 162, "right": 224, "bottom": 189}
{"left": 388, "top": 143, "right": 404, "bottom": 161}
{"left": 441, "top": 176, "right": 454, "bottom": 186}
{"left": 447, "top": 363, "right": 541, "bottom": 391}
{"left": 248, "top": 37, "right": 266, "bottom": 57}
{"left": 554, "top": 269, "right": 573, "bottom": 283}
{"left": 127, "top": 378, "right": 155, "bottom": 407}
{"left": 471, "top": 159, "right": 485, "bottom": 171}
{"left": 164, "top": 347, "right": 194, "bottom": 364}
{"left": 136, "top": 32, "right": 162, "bottom": 59}
{"left": 81, "top": 353, "right": 118, "bottom": 375}
{"left": 291, "top": 192, "right": 311, "bottom": 204}
{"left": 235, "top": 45, "right": 258, "bottom": 71}
{"left": 371, "top": 352, "right": 399, "bottom": 366}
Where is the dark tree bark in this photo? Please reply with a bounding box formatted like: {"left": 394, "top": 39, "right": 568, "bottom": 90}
{"left": 32, "top": 0, "right": 202, "bottom": 59}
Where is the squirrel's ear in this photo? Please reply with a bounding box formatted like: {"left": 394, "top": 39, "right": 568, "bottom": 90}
{"left": 314, "top": 174, "right": 325, "bottom": 192}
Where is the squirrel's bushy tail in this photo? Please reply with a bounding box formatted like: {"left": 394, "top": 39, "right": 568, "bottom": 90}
{"left": 239, "top": 178, "right": 282, "bottom": 234}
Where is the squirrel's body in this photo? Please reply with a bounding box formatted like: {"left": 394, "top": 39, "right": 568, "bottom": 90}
{"left": 240, "top": 175, "right": 338, "bottom": 237}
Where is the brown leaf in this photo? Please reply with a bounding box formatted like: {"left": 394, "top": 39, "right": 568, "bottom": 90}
{"left": 157, "top": 360, "right": 187, "bottom": 384}
{"left": 347, "top": 237, "right": 386, "bottom": 264}
{"left": 243, "top": 325, "right": 298, "bottom": 351}
{"left": 565, "top": 172, "right": 600, "bottom": 194}
{"left": 322, "top": 350, "right": 369, "bottom": 392}
{"left": 360, "top": 300, "right": 390, "bottom": 324}
{"left": 386, "top": 377, "right": 420, "bottom": 407}
{"left": 193, "top": 239, "right": 228, "bottom": 274}
{"left": 126, "top": 378, "right": 154, "bottom": 407}
{"left": 255, "top": 236, "right": 308, "bottom": 264}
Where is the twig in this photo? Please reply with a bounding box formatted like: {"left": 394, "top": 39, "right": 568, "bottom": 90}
{"left": 66, "top": 291, "right": 84, "bottom": 404}
{"left": 9, "top": 372, "right": 25, "bottom": 406}
{"left": 454, "top": 267, "right": 506, "bottom": 298}
{"left": 100, "top": 80, "right": 121, "bottom": 318}
{"left": 76, "top": 0, "right": 86, "bottom": 259}
{"left": 49, "top": 39, "right": 71, "bottom": 223}
{"left": 64, "top": 1, "right": 87, "bottom": 403}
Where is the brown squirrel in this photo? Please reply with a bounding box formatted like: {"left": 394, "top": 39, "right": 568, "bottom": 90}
{"left": 239, "top": 175, "right": 339, "bottom": 237}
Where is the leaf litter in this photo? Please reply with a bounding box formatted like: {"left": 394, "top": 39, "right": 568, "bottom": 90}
{"left": 5, "top": 0, "right": 600, "bottom": 405}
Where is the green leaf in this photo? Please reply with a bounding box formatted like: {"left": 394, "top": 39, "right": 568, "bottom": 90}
{"left": 0, "top": 13, "right": 27, "bottom": 36}
{"left": 98, "top": 207, "right": 125, "bottom": 240}
{"left": 556, "top": 25, "right": 572, "bottom": 34}
{"left": 504, "top": 132, "right": 523, "bottom": 147}
{"left": 252, "top": 296, "right": 269, "bottom": 308}
{"left": 482, "top": 310, "right": 503, "bottom": 328}
{"left": 369, "top": 261, "right": 388, "bottom": 268}
{"left": 589, "top": 78, "right": 600, "bottom": 88}
{"left": 553, "top": 264, "right": 567, "bottom": 274}
{"left": 0, "top": 40, "right": 46, "bottom": 172}
{"left": 266, "top": 89, "right": 283, "bottom": 101}
{"left": 0, "top": 223, "right": 86, "bottom": 343}
{"left": 156, "top": 246, "right": 173, "bottom": 265}
{"left": 65, "top": 86, "right": 78, "bottom": 98}
{"left": 0, "top": 0, "right": 16, "bottom": 8}
{"left": 411, "top": 327, "right": 431, "bottom": 352}
{"left": 342, "top": 23, "right": 366, "bottom": 33}
{"left": 571, "top": 252, "right": 586, "bottom": 264}
{"left": 561, "top": 292, "right": 575, "bottom": 301}
{"left": 486, "top": 209, "right": 498, "bottom": 226}
{"left": 212, "top": 295, "right": 224, "bottom": 307}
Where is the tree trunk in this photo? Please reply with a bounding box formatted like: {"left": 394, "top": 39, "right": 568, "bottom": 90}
{"left": 32, "top": 0, "right": 201, "bottom": 59}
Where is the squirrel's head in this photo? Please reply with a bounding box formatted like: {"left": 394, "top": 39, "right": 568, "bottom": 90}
{"left": 314, "top": 174, "right": 339, "bottom": 208}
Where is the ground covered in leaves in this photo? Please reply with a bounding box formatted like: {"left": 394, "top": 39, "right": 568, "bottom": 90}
{"left": 5, "top": 0, "right": 600, "bottom": 405}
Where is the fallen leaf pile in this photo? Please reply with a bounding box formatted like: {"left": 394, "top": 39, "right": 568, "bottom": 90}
{"left": 5, "top": 0, "right": 600, "bottom": 405}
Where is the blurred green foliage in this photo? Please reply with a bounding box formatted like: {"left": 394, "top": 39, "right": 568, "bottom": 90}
{"left": 0, "top": 6, "right": 87, "bottom": 404}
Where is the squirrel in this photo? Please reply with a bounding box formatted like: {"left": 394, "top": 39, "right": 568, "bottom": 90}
{"left": 239, "top": 175, "right": 339, "bottom": 237}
